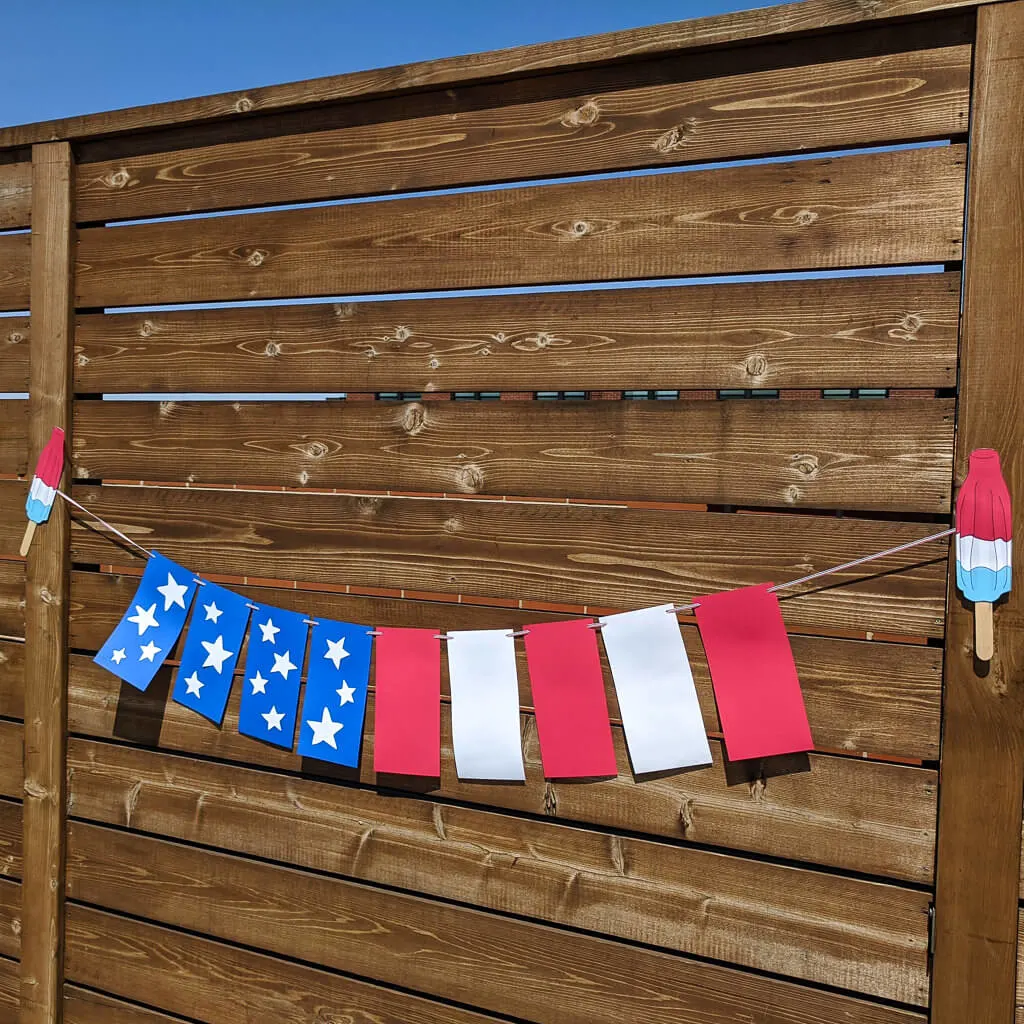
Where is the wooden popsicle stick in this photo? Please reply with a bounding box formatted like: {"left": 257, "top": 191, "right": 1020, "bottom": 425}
{"left": 975, "top": 600, "right": 994, "bottom": 661}
{"left": 19, "top": 521, "right": 37, "bottom": 558}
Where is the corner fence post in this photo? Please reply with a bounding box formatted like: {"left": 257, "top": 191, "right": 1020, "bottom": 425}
{"left": 21, "top": 141, "right": 75, "bottom": 1024}
{"left": 931, "top": 3, "right": 1024, "bottom": 1020}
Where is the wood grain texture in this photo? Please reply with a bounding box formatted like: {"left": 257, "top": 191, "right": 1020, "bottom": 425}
{"left": 932, "top": 5, "right": 1024, "bottom": 1021}
{"left": 0, "top": 643, "right": 24, "bottom": 721}
{"left": 0, "top": 490, "right": 23, "bottom": 560}
{"left": 72, "top": 397, "right": 955, "bottom": 513}
{"left": 0, "top": 562, "right": 23, "bottom": 638}
{"left": 0, "top": 723, "right": 23, "bottom": 801}
{"left": 0, "top": 802, "right": 21, "bottom": 885}
{"left": 73, "top": 271, "right": 961, "bottom": 394}
{"left": 67, "top": 655, "right": 938, "bottom": 882}
{"left": 0, "top": 234, "right": 30, "bottom": 313}
{"left": 68, "top": 739, "right": 931, "bottom": 1002}
{"left": 0, "top": 879, "right": 20, "bottom": 962}
{"left": 0, "top": 402, "right": 27, "bottom": 477}
{"left": 75, "top": 46, "right": 971, "bottom": 222}
{"left": 0, "top": 954, "right": 17, "bottom": 1022}
{"left": 0, "top": 0, "right": 986, "bottom": 150}
{"left": 73, "top": 146, "right": 966, "bottom": 307}
{"left": 0, "top": 164, "right": 31, "bottom": 230}
{"left": 22, "top": 141, "right": 74, "bottom": 1024}
{"left": 65, "top": 987, "right": 195, "bottom": 1024}
{"left": 65, "top": 903, "right": 504, "bottom": 1024}
{"left": 68, "top": 570, "right": 944, "bottom": 759}
{"left": 66, "top": 484, "right": 950, "bottom": 638}
{"left": 0, "top": 318, "right": 29, "bottom": 393}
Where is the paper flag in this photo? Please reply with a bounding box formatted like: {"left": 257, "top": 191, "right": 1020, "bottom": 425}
{"left": 695, "top": 583, "right": 812, "bottom": 762}
{"left": 599, "top": 605, "right": 711, "bottom": 774}
{"left": 94, "top": 552, "right": 199, "bottom": 691}
{"left": 296, "top": 619, "right": 373, "bottom": 766}
{"left": 171, "top": 583, "right": 252, "bottom": 725}
{"left": 523, "top": 619, "right": 617, "bottom": 779}
{"left": 237, "top": 604, "right": 309, "bottom": 749}
{"left": 447, "top": 629, "right": 525, "bottom": 781}
{"left": 373, "top": 628, "right": 441, "bottom": 777}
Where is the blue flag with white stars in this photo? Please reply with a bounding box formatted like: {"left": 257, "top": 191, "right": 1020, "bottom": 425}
{"left": 171, "top": 583, "right": 252, "bottom": 725}
{"left": 94, "top": 552, "right": 198, "bottom": 691}
{"left": 296, "top": 618, "right": 373, "bottom": 767}
{"left": 237, "top": 603, "right": 309, "bottom": 749}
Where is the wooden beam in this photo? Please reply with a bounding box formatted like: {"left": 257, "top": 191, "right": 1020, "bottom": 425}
{"left": 931, "top": 3, "right": 1024, "bottom": 1020}
{"left": 21, "top": 141, "right": 75, "bottom": 1024}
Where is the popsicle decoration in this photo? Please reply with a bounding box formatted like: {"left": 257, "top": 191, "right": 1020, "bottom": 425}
{"left": 20, "top": 427, "right": 66, "bottom": 556}
{"left": 955, "top": 448, "right": 1012, "bottom": 661}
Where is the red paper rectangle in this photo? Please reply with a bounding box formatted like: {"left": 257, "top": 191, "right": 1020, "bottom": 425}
{"left": 523, "top": 619, "right": 617, "bottom": 778}
{"left": 695, "top": 584, "right": 813, "bottom": 761}
{"left": 373, "top": 627, "right": 441, "bottom": 777}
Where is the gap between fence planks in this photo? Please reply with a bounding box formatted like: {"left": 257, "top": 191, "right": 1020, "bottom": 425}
{"left": 67, "top": 739, "right": 930, "bottom": 1003}
{"left": 72, "top": 145, "right": 966, "bottom": 307}
{"left": 73, "top": 271, "right": 961, "bottom": 394}
{"left": 63, "top": 483, "right": 950, "bottom": 638}
{"left": 74, "top": 44, "right": 970, "bottom": 223}
{"left": 72, "top": 397, "right": 956, "bottom": 513}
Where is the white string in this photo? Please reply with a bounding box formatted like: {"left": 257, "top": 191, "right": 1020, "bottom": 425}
{"left": 55, "top": 488, "right": 154, "bottom": 560}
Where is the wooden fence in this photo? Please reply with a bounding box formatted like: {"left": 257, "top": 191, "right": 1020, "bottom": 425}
{"left": 0, "top": 0, "right": 1022, "bottom": 1019}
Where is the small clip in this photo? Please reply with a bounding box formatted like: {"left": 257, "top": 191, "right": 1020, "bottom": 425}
{"left": 587, "top": 621, "right": 604, "bottom": 630}
{"left": 666, "top": 603, "right": 698, "bottom": 614}
{"left": 192, "top": 577, "right": 206, "bottom": 587}
{"left": 433, "top": 633, "right": 453, "bottom": 641}
{"left": 506, "top": 629, "right": 530, "bottom": 638}
{"left": 366, "top": 629, "right": 382, "bottom": 636}
{"left": 303, "top": 618, "right": 319, "bottom": 627}
{"left": 246, "top": 603, "right": 260, "bottom": 611}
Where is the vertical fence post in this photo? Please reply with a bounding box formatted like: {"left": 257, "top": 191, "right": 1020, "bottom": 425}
{"left": 931, "top": 3, "right": 1024, "bottom": 1021}
{"left": 21, "top": 141, "right": 75, "bottom": 1024}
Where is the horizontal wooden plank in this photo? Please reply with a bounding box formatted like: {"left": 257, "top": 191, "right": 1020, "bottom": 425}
{"left": 0, "top": 724, "right": 22, "bottom": 802}
{"left": 67, "top": 484, "right": 950, "bottom": 637}
{"left": 65, "top": 903, "right": 504, "bottom": 1024}
{"left": 0, "top": 879, "right": 20, "bottom": 962}
{"left": 0, "top": 802, "right": 21, "bottom": 884}
{"left": 0, "top": 403, "right": 27, "bottom": 476}
{"left": 0, "top": 488, "right": 26, "bottom": 558}
{"left": 73, "top": 271, "right": 961, "bottom": 394}
{"left": 0, "top": 954, "right": 16, "bottom": 1021}
{"left": 0, "top": 318, "right": 28, "bottom": 393}
{"left": 0, "top": 234, "right": 30, "bottom": 312}
{"left": 67, "top": 823, "right": 930, "bottom": 1020}
{"left": 76, "top": 46, "right": 971, "bottom": 223}
{"left": 69, "top": 571, "right": 943, "bottom": 760}
{"left": 68, "top": 656, "right": 938, "bottom": 881}
{"left": 69, "top": 739, "right": 931, "bottom": 1002}
{"left": 74, "top": 146, "right": 966, "bottom": 307}
{"left": 0, "top": 164, "right": 30, "bottom": 231}
{"left": 0, "top": 562, "right": 23, "bottom": 638}
{"left": 0, "top": 0, "right": 980, "bottom": 151}
{"left": 0, "top": 646, "right": 22, "bottom": 721}
{"left": 66, "top": 987, "right": 192, "bottom": 1024}
{"left": 73, "top": 397, "right": 955, "bottom": 513}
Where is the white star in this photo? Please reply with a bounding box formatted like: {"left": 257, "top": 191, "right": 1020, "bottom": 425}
{"left": 258, "top": 618, "right": 280, "bottom": 644}
{"left": 307, "top": 706, "right": 343, "bottom": 749}
{"left": 271, "top": 649, "right": 297, "bottom": 680}
{"left": 127, "top": 602, "right": 159, "bottom": 636}
{"left": 262, "top": 706, "right": 284, "bottom": 732}
{"left": 184, "top": 671, "right": 204, "bottom": 697}
{"left": 157, "top": 572, "right": 190, "bottom": 611}
{"left": 249, "top": 670, "right": 268, "bottom": 695}
{"left": 324, "top": 636, "right": 350, "bottom": 669}
{"left": 139, "top": 640, "right": 162, "bottom": 662}
{"left": 336, "top": 681, "right": 356, "bottom": 706}
{"left": 201, "top": 634, "right": 234, "bottom": 674}
{"left": 203, "top": 600, "right": 223, "bottom": 623}
{"left": 110, "top": 648, "right": 127, "bottom": 665}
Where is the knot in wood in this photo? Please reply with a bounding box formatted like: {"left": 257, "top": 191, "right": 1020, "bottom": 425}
{"left": 442, "top": 517, "right": 462, "bottom": 535}
{"left": 455, "top": 464, "right": 484, "bottom": 493}
{"left": 782, "top": 484, "right": 803, "bottom": 504}
{"left": 543, "top": 783, "right": 558, "bottom": 815}
{"left": 390, "top": 325, "right": 412, "bottom": 344}
{"left": 790, "top": 453, "right": 819, "bottom": 478}
{"left": 792, "top": 208, "right": 819, "bottom": 226}
{"left": 560, "top": 99, "right": 601, "bottom": 128}
{"left": 428, "top": 357, "right": 441, "bottom": 370}
{"left": 889, "top": 312, "right": 923, "bottom": 340}
{"left": 244, "top": 248, "right": 268, "bottom": 267}
{"left": 571, "top": 220, "right": 591, "bottom": 237}
{"left": 744, "top": 352, "right": 768, "bottom": 380}
{"left": 139, "top": 319, "right": 156, "bottom": 337}
{"left": 264, "top": 340, "right": 281, "bottom": 358}
{"left": 76, "top": 352, "right": 90, "bottom": 367}
{"left": 652, "top": 119, "right": 699, "bottom": 153}
{"left": 401, "top": 403, "right": 426, "bottom": 435}
{"left": 23, "top": 779, "right": 49, "bottom": 800}
{"left": 159, "top": 400, "right": 176, "bottom": 417}
{"left": 333, "top": 303, "right": 355, "bottom": 319}
{"left": 678, "top": 798, "right": 695, "bottom": 836}
{"left": 39, "top": 587, "right": 55, "bottom": 606}
{"left": 102, "top": 167, "right": 131, "bottom": 190}
{"left": 234, "top": 96, "right": 255, "bottom": 113}
{"left": 303, "top": 440, "right": 329, "bottom": 460}
{"left": 5, "top": 330, "right": 23, "bottom": 346}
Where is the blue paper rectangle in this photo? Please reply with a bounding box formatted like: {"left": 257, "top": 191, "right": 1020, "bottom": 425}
{"left": 237, "top": 603, "right": 309, "bottom": 749}
{"left": 171, "top": 583, "right": 252, "bottom": 725}
{"left": 94, "top": 552, "right": 198, "bottom": 692}
{"left": 296, "top": 619, "right": 373, "bottom": 766}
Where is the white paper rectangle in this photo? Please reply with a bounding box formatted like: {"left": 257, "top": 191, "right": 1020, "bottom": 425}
{"left": 447, "top": 629, "right": 526, "bottom": 781}
{"left": 599, "top": 604, "right": 712, "bottom": 774}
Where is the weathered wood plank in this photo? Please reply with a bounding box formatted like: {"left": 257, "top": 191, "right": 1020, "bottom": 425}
{"left": 0, "top": 643, "right": 24, "bottom": 721}
{"left": 0, "top": 164, "right": 31, "bottom": 231}
{"left": 76, "top": 46, "right": 971, "bottom": 222}
{"left": 0, "top": 0, "right": 982, "bottom": 151}
{"left": 67, "top": 656, "right": 937, "bottom": 882}
{"left": 73, "top": 271, "right": 961, "bottom": 394}
{"left": 0, "top": 402, "right": 27, "bottom": 476}
{"left": 22, "top": 140, "right": 74, "bottom": 1024}
{"left": 65, "top": 987, "right": 192, "bottom": 1024}
{"left": 0, "top": 879, "right": 20, "bottom": 962}
{"left": 0, "top": 563, "right": 23, "bottom": 638}
{"left": 65, "top": 903, "right": 504, "bottom": 1024}
{"left": 932, "top": 5, "right": 1024, "bottom": 1021}
{"left": 0, "top": 490, "right": 24, "bottom": 560}
{"left": 72, "top": 397, "right": 955, "bottom": 513}
{"left": 0, "top": 235, "right": 30, "bottom": 313}
{"left": 0, "top": 724, "right": 22, "bottom": 803}
{"left": 68, "top": 739, "right": 931, "bottom": 1002}
{"left": 0, "top": 318, "right": 29, "bottom": 393}
{"left": 74, "top": 146, "right": 966, "bottom": 307}
{"left": 67, "top": 484, "right": 950, "bottom": 637}
{"left": 0, "top": 954, "right": 17, "bottom": 1022}
{"left": 0, "top": 803, "right": 21, "bottom": 885}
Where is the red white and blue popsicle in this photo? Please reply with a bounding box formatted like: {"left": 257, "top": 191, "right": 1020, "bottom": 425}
{"left": 955, "top": 448, "right": 1012, "bottom": 661}
{"left": 20, "top": 427, "right": 66, "bottom": 556}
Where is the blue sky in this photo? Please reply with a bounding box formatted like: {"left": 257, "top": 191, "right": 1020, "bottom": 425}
{"left": 1, "top": 0, "right": 786, "bottom": 128}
